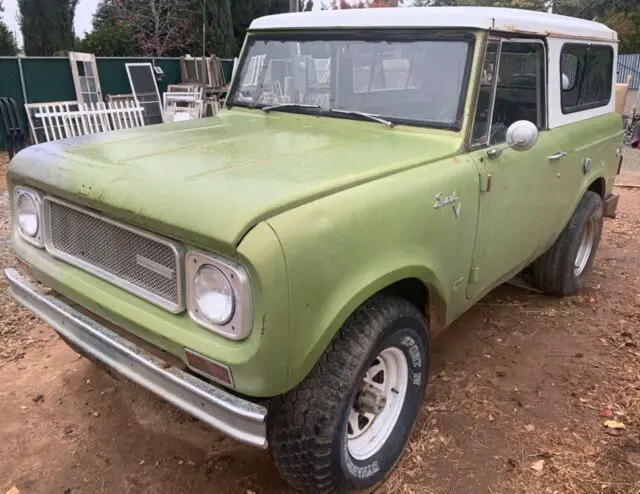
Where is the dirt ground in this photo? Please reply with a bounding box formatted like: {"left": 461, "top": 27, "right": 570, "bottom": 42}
{"left": 1, "top": 150, "right": 639, "bottom": 494}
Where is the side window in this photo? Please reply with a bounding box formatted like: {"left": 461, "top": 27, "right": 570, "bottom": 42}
{"left": 471, "top": 40, "right": 545, "bottom": 147}
{"left": 560, "top": 43, "right": 613, "bottom": 114}
{"left": 491, "top": 42, "right": 545, "bottom": 144}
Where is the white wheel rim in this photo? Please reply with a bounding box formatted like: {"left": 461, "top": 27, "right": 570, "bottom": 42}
{"left": 346, "top": 346, "right": 409, "bottom": 461}
{"left": 574, "top": 216, "right": 596, "bottom": 276}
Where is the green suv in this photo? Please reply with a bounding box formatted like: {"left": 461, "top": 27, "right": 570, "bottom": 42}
{"left": 5, "top": 6, "right": 624, "bottom": 493}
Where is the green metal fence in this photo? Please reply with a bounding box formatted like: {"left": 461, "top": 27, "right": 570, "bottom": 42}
{"left": 0, "top": 56, "right": 235, "bottom": 151}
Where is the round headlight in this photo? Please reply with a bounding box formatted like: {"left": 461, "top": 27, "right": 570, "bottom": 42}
{"left": 17, "top": 192, "right": 39, "bottom": 237}
{"left": 193, "top": 265, "right": 235, "bottom": 325}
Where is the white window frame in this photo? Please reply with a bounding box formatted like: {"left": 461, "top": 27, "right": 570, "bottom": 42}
{"left": 69, "top": 52, "right": 103, "bottom": 105}
{"left": 125, "top": 62, "right": 164, "bottom": 124}
{"left": 547, "top": 37, "right": 617, "bottom": 129}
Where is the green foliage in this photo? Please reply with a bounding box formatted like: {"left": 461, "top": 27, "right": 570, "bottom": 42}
{"left": 188, "top": 0, "right": 235, "bottom": 58}
{"left": 229, "top": 0, "right": 293, "bottom": 52}
{"left": 0, "top": 0, "right": 18, "bottom": 56}
{"left": 76, "top": 0, "right": 639, "bottom": 61}
{"left": 76, "top": 22, "right": 138, "bottom": 56}
{"left": 603, "top": 4, "right": 640, "bottom": 53}
{"left": 19, "top": 0, "right": 78, "bottom": 55}
{"left": 0, "top": 19, "right": 18, "bottom": 55}
{"left": 299, "top": 0, "right": 314, "bottom": 11}
{"left": 427, "top": 0, "right": 637, "bottom": 49}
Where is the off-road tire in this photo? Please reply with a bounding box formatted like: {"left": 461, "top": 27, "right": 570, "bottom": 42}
{"left": 268, "top": 295, "right": 430, "bottom": 493}
{"left": 530, "top": 191, "right": 604, "bottom": 296}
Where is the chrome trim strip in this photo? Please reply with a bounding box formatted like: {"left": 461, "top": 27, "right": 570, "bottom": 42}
{"left": 185, "top": 251, "right": 254, "bottom": 340}
{"left": 42, "top": 196, "right": 185, "bottom": 313}
{"left": 4, "top": 268, "right": 268, "bottom": 448}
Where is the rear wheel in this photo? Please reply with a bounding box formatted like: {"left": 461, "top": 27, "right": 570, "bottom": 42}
{"left": 530, "top": 191, "right": 603, "bottom": 296}
{"left": 268, "top": 295, "right": 429, "bottom": 493}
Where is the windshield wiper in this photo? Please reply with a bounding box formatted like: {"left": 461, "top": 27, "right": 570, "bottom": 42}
{"left": 261, "top": 103, "right": 322, "bottom": 113}
{"left": 330, "top": 109, "right": 394, "bottom": 127}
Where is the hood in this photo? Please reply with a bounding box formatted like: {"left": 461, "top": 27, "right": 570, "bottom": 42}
{"left": 9, "top": 109, "right": 461, "bottom": 253}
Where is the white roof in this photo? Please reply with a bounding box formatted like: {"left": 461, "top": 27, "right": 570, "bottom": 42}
{"left": 249, "top": 7, "right": 617, "bottom": 42}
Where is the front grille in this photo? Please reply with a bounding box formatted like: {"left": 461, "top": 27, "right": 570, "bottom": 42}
{"left": 43, "top": 197, "right": 184, "bottom": 312}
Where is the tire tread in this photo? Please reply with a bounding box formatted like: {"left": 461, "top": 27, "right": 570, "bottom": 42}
{"left": 268, "top": 295, "right": 425, "bottom": 493}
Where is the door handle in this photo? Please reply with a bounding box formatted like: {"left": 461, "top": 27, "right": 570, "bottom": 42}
{"left": 548, "top": 151, "right": 568, "bottom": 161}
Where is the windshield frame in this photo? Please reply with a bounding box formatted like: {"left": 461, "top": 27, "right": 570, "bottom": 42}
{"left": 226, "top": 29, "right": 477, "bottom": 131}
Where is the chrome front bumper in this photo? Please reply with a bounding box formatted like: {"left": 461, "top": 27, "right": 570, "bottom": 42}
{"left": 4, "top": 268, "right": 268, "bottom": 448}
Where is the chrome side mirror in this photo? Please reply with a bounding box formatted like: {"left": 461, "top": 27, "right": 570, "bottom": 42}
{"left": 487, "top": 120, "right": 539, "bottom": 159}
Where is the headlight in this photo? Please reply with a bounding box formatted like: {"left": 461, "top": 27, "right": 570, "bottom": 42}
{"left": 14, "top": 187, "right": 43, "bottom": 247}
{"left": 193, "top": 265, "right": 235, "bottom": 324}
{"left": 186, "top": 251, "right": 253, "bottom": 340}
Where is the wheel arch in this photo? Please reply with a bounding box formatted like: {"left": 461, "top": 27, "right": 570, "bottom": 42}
{"left": 587, "top": 176, "right": 606, "bottom": 199}
{"left": 286, "top": 266, "right": 448, "bottom": 393}
{"left": 378, "top": 277, "right": 447, "bottom": 336}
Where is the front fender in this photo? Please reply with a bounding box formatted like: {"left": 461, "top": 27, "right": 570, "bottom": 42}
{"left": 268, "top": 155, "right": 480, "bottom": 392}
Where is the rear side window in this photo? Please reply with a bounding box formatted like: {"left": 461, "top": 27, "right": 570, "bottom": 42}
{"left": 560, "top": 43, "right": 613, "bottom": 114}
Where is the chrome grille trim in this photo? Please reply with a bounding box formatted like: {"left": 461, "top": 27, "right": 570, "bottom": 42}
{"left": 42, "top": 196, "right": 185, "bottom": 313}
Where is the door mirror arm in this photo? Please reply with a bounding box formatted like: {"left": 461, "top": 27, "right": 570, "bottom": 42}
{"left": 486, "top": 120, "right": 539, "bottom": 160}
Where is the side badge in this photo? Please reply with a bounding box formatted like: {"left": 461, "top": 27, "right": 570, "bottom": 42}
{"left": 434, "top": 192, "right": 461, "bottom": 218}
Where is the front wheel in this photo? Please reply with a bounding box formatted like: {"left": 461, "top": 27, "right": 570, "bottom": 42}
{"left": 268, "top": 295, "right": 430, "bottom": 493}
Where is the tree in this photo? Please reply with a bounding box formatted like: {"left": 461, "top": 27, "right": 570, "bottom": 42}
{"left": 329, "top": 0, "right": 400, "bottom": 7}
{"left": 430, "top": 0, "right": 545, "bottom": 8}
{"left": 0, "top": 1, "right": 18, "bottom": 55}
{"left": 186, "top": 0, "right": 235, "bottom": 57}
{"left": 202, "top": 0, "right": 235, "bottom": 57}
{"left": 19, "top": 0, "right": 78, "bottom": 55}
{"left": 0, "top": 21, "right": 18, "bottom": 56}
{"left": 231, "top": 0, "right": 268, "bottom": 52}
{"left": 299, "top": 0, "right": 314, "bottom": 11}
{"left": 76, "top": 20, "right": 138, "bottom": 56}
{"left": 108, "top": 0, "right": 200, "bottom": 57}
{"left": 76, "top": 0, "right": 138, "bottom": 56}
{"left": 602, "top": 4, "right": 640, "bottom": 53}
{"left": 230, "top": 0, "right": 300, "bottom": 52}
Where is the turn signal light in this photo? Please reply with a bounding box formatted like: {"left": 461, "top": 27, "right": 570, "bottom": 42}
{"left": 184, "top": 349, "right": 234, "bottom": 387}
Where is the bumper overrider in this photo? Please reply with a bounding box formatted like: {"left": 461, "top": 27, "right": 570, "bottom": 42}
{"left": 4, "top": 267, "right": 268, "bottom": 448}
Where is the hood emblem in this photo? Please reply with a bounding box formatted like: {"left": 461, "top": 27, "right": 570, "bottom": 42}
{"left": 434, "top": 192, "right": 461, "bottom": 218}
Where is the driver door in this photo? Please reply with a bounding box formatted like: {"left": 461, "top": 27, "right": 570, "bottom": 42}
{"left": 466, "top": 38, "right": 562, "bottom": 300}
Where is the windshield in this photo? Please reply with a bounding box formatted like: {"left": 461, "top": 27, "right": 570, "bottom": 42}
{"left": 227, "top": 31, "right": 474, "bottom": 130}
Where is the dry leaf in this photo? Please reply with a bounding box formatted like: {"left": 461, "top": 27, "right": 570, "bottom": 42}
{"left": 5, "top": 487, "right": 20, "bottom": 494}
{"left": 530, "top": 459, "right": 545, "bottom": 472}
{"left": 524, "top": 424, "right": 535, "bottom": 432}
{"left": 603, "top": 420, "right": 626, "bottom": 429}
{"left": 583, "top": 445, "right": 597, "bottom": 455}
{"left": 600, "top": 408, "right": 614, "bottom": 418}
